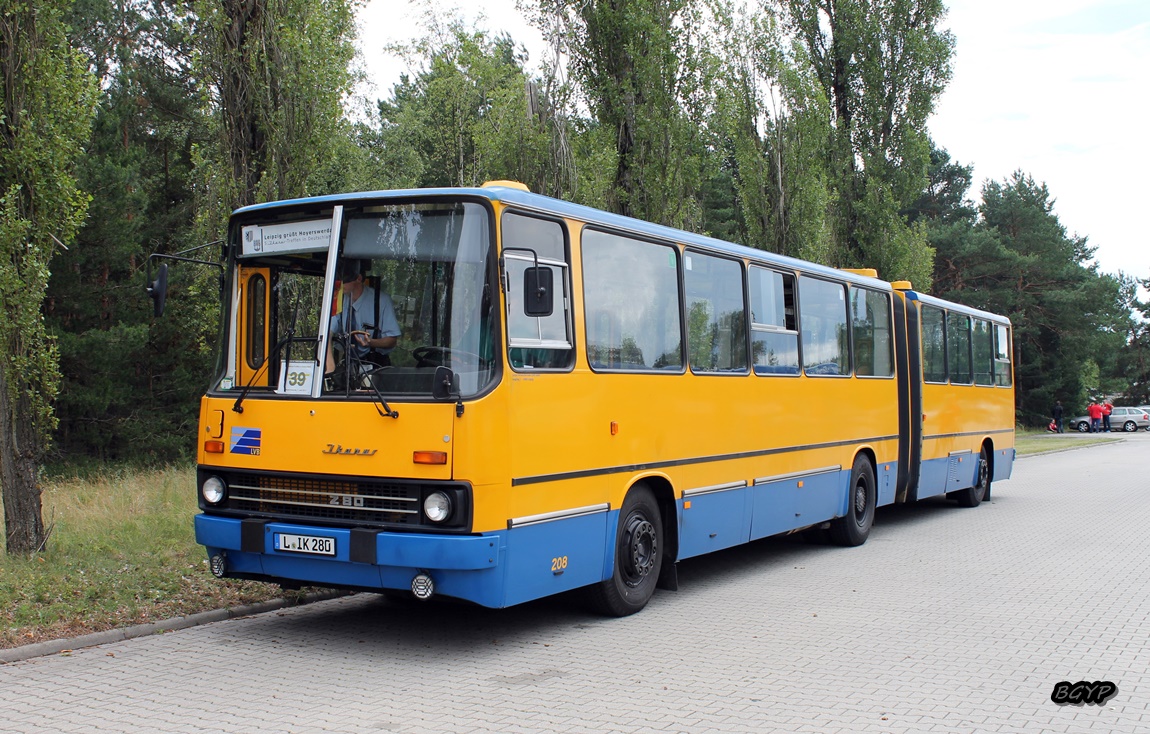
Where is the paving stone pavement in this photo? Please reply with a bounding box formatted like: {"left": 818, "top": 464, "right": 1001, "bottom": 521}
{"left": 2, "top": 436, "right": 1148, "bottom": 733}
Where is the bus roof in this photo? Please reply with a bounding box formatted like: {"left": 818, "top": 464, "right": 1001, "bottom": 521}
{"left": 904, "top": 289, "right": 1011, "bottom": 326}
{"left": 234, "top": 185, "right": 934, "bottom": 296}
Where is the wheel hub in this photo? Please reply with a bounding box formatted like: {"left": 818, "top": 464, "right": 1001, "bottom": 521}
{"left": 623, "top": 515, "right": 657, "bottom": 584}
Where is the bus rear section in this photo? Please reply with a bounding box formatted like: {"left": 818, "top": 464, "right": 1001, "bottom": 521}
{"left": 896, "top": 287, "right": 1015, "bottom": 505}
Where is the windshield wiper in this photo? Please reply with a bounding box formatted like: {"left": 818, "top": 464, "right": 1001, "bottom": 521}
{"left": 362, "top": 368, "right": 399, "bottom": 419}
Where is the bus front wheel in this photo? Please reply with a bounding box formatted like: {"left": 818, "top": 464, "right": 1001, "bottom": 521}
{"left": 829, "top": 455, "right": 876, "bottom": 547}
{"left": 587, "top": 485, "right": 663, "bottom": 617}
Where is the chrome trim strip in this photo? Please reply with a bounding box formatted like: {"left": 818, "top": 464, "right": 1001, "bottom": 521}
{"left": 508, "top": 503, "right": 610, "bottom": 529}
{"left": 753, "top": 465, "right": 842, "bottom": 486}
{"left": 948, "top": 449, "right": 973, "bottom": 457}
{"left": 683, "top": 480, "right": 748, "bottom": 498}
{"left": 230, "top": 494, "right": 417, "bottom": 515}
{"left": 229, "top": 483, "right": 418, "bottom": 502}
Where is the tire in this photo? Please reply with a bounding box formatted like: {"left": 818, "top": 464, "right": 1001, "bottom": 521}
{"left": 955, "top": 446, "right": 990, "bottom": 507}
{"left": 1123, "top": 421, "right": 1137, "bottom": 433}
{"left": 1076, "top": 421, "right": 1089, "bottom": 433}
{"left": 587, "top": 485, "right": 663, "bottom": 617}
{"left": 828, "top": 455, "right": 876, "bottom": 547}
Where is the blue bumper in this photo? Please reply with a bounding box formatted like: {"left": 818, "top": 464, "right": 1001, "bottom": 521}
{"left": 195, "top": 510, "right": 614, "bottom": 608}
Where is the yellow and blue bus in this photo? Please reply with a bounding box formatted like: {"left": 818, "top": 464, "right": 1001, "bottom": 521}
{"left": 159, "top": 181, "right": 1014, "bottom": 616}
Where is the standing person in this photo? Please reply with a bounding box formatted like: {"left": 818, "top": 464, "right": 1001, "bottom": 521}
{"left": 1102, "top": 401, "right": 1113, "bottom": 432}
{"left": 326, "top": 261, "right": 401, "bottom": 374}
{"left": 1052, "top": 400, "right": 1065, "bottom": 433}
{"left": 1087, "top": 401, "right": 1103, "bottom": 433}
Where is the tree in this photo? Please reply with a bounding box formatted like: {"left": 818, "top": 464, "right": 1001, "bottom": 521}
{"left": 194, "top": 0, "right": 360, "bottom": 223}
{"left": 1, "top": 0, "right": 97, "bottom": 553}
{"left": 1119, "top": 277, "right": 1150, "bottom": 404}
{"left": 378, "top": 14, "right": 570, "bottom": 196}
{"left": 49, "top": 0, "right": 213, "bottom": 463}
{"left": 783, "top": 0, "right": 954, "bottom": 285}
{"left": 930, "top": 172, "right": 1127, "bottom": 424}
{"left": 538, "top": 0, "right": 716, "bottom": 229}
{"left": 710, "top": 1, "right": 834, "bottom": 259}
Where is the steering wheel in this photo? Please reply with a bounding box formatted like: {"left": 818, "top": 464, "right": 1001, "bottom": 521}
{"left": 412, "top": 345, "right": 482, "bottom": 368}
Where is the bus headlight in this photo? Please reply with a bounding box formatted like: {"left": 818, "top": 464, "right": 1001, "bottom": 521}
{"left": 423, "top": 491, "right": 452, "bottom": 523}
{"left": 202, "top": 476, "right": 227, "bottom": 505}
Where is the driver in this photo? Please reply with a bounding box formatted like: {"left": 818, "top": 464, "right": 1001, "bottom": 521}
{"left": 326, "top": 260, "right": 401, "bottom": 373}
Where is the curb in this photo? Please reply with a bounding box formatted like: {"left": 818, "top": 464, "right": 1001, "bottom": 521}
{"left": 0, "top": 590, "right": 350, "bottom": 665}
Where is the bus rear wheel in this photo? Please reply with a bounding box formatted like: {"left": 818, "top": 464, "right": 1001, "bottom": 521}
{"left": 955, "top": 446, "right": 990, "bottom": 507}
{"left": 587, "top": 485, "right": 663, "bottom": 617}
{"left": 829, "top": 455, "right": 876, "bottom": 547}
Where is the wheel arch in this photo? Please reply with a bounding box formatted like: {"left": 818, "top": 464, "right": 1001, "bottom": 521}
{"left": 625, "top": 473, "right": 679, "bottom": 565}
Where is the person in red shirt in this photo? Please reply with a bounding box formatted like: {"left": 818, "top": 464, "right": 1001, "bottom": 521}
{"left": 1087, "top": 402, "right": 1104, "bottom": 433}
{"left": 1102, "top": 401, "right": 1113, "bottom": 432}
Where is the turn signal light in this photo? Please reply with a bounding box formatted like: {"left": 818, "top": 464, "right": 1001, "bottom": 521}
{"left": 413, "top": 451, "right": 448, "bottom": 465}
{"left": 205, "top": 440, "right": 225, "bottom": 454}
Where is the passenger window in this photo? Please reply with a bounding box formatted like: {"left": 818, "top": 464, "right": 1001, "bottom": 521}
{"left": 685, "top": 251, "right": 747, "bottom": 374}
{"left": 850, "top": 287, "right": 893, "bottom": 377}
{"left": 749, "top": 266, "right": 799, "bottom": 375}
{"left": 503, "top": 212, "right": 573, "bottom": 370}
{"left": 947, "top": 312, "right": 972, "bottom": 384}
{"left": 994, "top": 324, "right": 1012, "bottom": 386}
{"left": 583, "top": 230, "right": 682, "bottom": 371}
{"left": 973, "top": 318, "right": 994, "bottom": 385}
{"left": 921, "top": 306, "right": 946, "bottom": 383}
{"left": 799, "top": 276, "right": 848, "bottom": 376}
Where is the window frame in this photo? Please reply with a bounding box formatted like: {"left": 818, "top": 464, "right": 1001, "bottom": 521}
{"left": 921, "top": 305, "right": 948, "bottom": 384}
{"left": 581, "top": 225, "right": 685, "bottom": 374}
{"left": 748, "top": 264, "right": 801, "bottom": 378}
{"left": 683, "top": 248, "right": 749, "bottom": 376}
{"left": 849, "top": 286, "right": 895, "bottom": 380}
{"left": 797, "top": 274, "right": 850, "bottom": 379}
{"left": 501, "top": 210, "right": 576, "bottom": 372}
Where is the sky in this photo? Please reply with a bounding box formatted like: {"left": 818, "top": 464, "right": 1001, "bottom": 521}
{"left": 356, "top": 0, "right": 1150, "bottom": 282}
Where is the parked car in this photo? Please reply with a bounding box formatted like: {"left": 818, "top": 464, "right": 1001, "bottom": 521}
{"left": 1071, "top": 406, "right": 1150, "bottom": 432}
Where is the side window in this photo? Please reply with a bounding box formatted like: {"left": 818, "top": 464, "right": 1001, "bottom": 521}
{"left": 799, "top": 276, "right": 848, "bottom": 376}
{"left": 850, "top": 287, "right": 893, "bottom": 377}
{"left": 583, "top": 230, "right": 682, "bottom": 371}
{"left": 947, "top": 312, "right": 972, "bottom": 385}
{"left": 749, "top": 266, "right": 799, "bottom": 375}
{"left": 503, "top": 212, "right": 573, "bottom": 370}
{"left": 246, "top": 272, "right": 267, "bottom": 370}
{"left": 973, "top": 318, "right": 994, "bottom": 385}
{"left": 685, "top": 251, "right": 747, "bottom": 374}
{"left": 921, "top": 306, "right": 946, "bottom": 383}
{"left": 994, "top": 323, "right": 1012, "bottom": 386}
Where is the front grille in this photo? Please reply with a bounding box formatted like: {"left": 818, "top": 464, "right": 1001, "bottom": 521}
{"left": 201, "top": 468, "right": 470, "bottom": 530}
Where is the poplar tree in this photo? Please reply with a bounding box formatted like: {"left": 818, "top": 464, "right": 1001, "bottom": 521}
{"left": 1, "top": 0, "right": 97, "bottom": 554}
{"left": 538, "top": 0, "right": 716, "bottom": 230}
{"left": 783, "top": 0, "right": 953, "bottom": 285}
{"left": 194, "top": 0, "right": 360, "bottom": 224}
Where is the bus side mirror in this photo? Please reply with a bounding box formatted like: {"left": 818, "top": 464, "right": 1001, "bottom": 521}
{"left": 523, "top": 266, "right": 553, "bottom": 317}
{"left": 147, "top": 263, "right": 169, "bottom": 317}
{"left": 432, "top": 365, "right": 457, "bottom": 400}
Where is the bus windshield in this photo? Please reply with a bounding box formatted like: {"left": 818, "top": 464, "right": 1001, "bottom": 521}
{"left": 229, "top": 200, "right": 496, "bottom": 399}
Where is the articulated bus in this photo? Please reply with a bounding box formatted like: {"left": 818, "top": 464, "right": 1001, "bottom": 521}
{"left": 158, "top": 181, "right": 1014, "bottom": 616}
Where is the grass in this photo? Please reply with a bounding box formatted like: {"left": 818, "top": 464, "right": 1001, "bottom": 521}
{"left": 1013, "top": 426, "right": 1124, "bottom": 456}
{"left": 0, "top": 465, "right": 301, "bottom": 650}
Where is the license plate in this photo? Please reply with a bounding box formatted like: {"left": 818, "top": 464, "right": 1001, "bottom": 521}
{"left": 274, "top": 533, "right": 335, "bottom": 556}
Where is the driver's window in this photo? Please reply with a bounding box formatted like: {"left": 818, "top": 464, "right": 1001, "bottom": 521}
{"left": 502, "top": 212, "right": 574, "bottom": 370}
